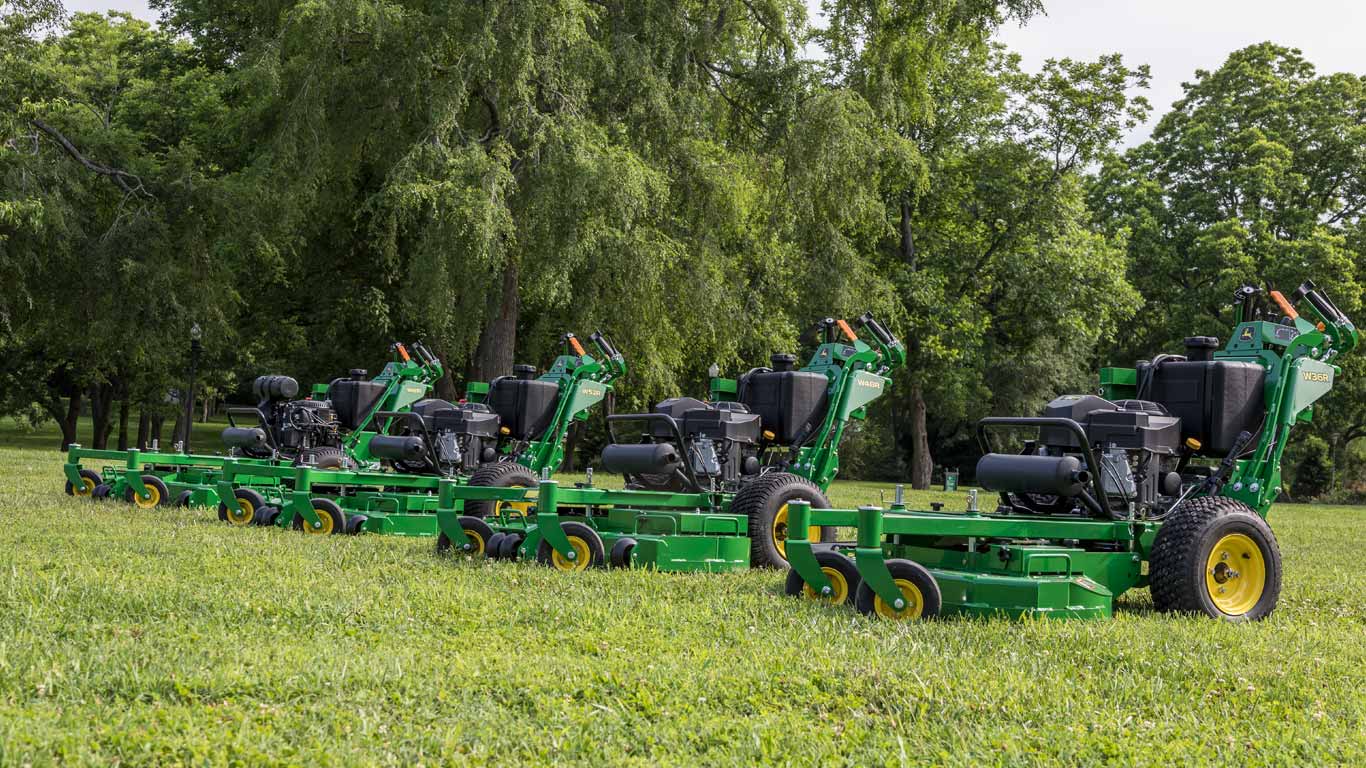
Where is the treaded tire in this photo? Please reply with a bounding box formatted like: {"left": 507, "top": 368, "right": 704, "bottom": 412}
{"left": 464, "top": 462, "right": 537, "bottom": 519}
{"left": 784, "top": 550, "right": 862, "bottom": 606}
{"left": 1149, "top": 495, "right": 1282, "bottom": 622}
{"left": 346, "top": 514, "right": 369, "bottom": 535}
{"left": 730, "top": 472, "right": 835, "bottom": 569}
{"left": 311, "top": 447, "right": 356, "bottom": 470}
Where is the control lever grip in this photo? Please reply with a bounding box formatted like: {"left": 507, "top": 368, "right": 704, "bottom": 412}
{"left": 589, "top": 331, "right": 622, "bottom": 361}
{"left": 565, "top": 333, "right": 586, "bottom": 357}
{"left": 856, "top": 312, "right": 897, "bottom": 346}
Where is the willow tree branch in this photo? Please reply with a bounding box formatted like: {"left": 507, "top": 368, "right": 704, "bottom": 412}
{"left": 30, "top": 118, "right": 150, "bottom": 198}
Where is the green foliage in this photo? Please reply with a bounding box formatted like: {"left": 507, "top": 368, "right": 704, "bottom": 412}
{"left": 1285, "top": 433, "right": 1333, "bottom": 500}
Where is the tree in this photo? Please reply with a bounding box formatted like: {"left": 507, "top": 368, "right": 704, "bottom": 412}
{"left": 810, "top": 0, "right": 1148, "bottom": 486}
{"left": 0, "top": 9, "right": 234, "bottom": 448}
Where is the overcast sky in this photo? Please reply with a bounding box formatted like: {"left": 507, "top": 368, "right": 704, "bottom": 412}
{"left": 67, "top": 0, "right": 1366, "bottom": 146}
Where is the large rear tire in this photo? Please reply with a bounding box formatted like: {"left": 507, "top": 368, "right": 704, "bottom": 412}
{"left": 1149, "top": 496, "right": 1281, "bottom": 622}
{"left": 730, "top": 473, "right": 835, "bottom": 569}
{"left": 464, "top": 462, "right": 537, "bottom": 520}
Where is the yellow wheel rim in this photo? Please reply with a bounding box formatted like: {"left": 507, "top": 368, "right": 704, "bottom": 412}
{"left": 874, "top": 578, "right": 926, "bottom": 620}
{"left": 460, "top": 528, "right": 486, "bottom": 556}
{"left": 74, "top": 477, "right": 96, "bottom": 497}
{"left": 303, "top": 507, "right": 336, "bottom": 535}
{"left": 132, "top": 484, "right": 161, "bottom": 509}
{"left": 494, "top": 484, "right": 532, "bottom": 519}
{"left": 226, "top": 498, "right": 255, "bottom": 526}
{"left": 772, "top": 504, "right": 822, "bottom": 560}
{"left": 1205, "top": 533, "right": 1266, "bottom": 615}
{"left": 801, "top": 567, "right": 850, "bottom": 604}
{"left": 550, "top": 536, "right": 592, "bottom": 572}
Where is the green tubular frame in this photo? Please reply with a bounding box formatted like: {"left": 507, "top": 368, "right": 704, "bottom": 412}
{"left": 787, "top": 282, "right": 1360, "bottom": 620}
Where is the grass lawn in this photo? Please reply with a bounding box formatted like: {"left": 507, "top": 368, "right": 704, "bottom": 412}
{"left": 1, "top": 421, "right": 1364, "bottom": 765}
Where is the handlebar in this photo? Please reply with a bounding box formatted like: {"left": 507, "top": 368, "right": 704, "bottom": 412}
{"left": 590, "top": 330, "right": 622, "bottom": 362}
{"left": 856, "top": 312, "right": 897, "bottom": 347}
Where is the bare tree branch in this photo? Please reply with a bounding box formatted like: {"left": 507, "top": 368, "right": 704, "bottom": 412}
{"left": 30, "top": 118, "right": 151, "bottom": 198}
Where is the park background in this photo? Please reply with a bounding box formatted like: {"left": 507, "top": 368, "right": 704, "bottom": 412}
{"left": 3, "top": 3, "right": 1366, "bottom": 766}
{"left": 3, "top": 1, "right": 1365, "bottom": 496}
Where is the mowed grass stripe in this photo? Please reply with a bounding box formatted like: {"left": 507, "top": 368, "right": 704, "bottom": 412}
{"left": 1, "top": 445, "right": 1364, "bottom": 766}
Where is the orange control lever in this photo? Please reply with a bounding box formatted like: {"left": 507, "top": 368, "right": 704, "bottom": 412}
{"left": 396, "top": 343, "right": 411, "bottom": 362}
{"left": 836, "top": 319, "right": 857, "bottom": 342}
{"left": 568, "top": 335, "right": 586, "bottom": 356}
{"left": 1269, "top": 290, "right": 1298, "bottom": 320}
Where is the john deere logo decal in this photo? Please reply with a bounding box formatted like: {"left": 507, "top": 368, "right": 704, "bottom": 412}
{"left": 1302, "top": 370, "right": 1331, "bottom": 383}
{"left": 1240, "top": 327, "right": 1255, "bottom": 341}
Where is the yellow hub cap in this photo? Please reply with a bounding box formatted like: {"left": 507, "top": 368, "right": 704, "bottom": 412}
{"left": 132, "top": 484, "right": 161, "bottom": 509}
{"left": 772, "top": 504, "right": 822, "bottom": 559}
{"left": 303, "top": 508, "right": 336, "bottom": 535}
{"left": 460, "top": 528, "right": 486, "bottom": 556}
{"left": 1205, "top": 533, "right": 1266, "bottom": 615}
{"left": 74, "top": 478, "right": 96, "bottom": 496}
{"left": 874, "top": 578, "right": 926, "bottom": 620}
{"left": 495, "top": 485, "right": 532, "bottom": 519}
{"left": 802, "top": 567, "right": 850, "bottom": 604}
{"left": 226, "top": 498, "right": 255, "bottom": 526}
{"left": 550, "top": 536, "right": 592, "bottom": 572}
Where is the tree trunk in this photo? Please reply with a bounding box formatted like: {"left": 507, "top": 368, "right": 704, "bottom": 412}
{"left": 908, "top": 381, "right": 933, "bottom": 490}
{"left": 137, "top": 412, "right": 151, "bottom": 450}
{"left": 58, "top": 390, "right": 83, "bottom": 451}
{"left": 900, "top": 200, "right": 916, "bottom": 268}
{"left": 151, "top": 416, "right": 165, "bottom": 449}
{"left": 117, "top": 393, "right": 131, "bottom": 451}
{"left": 469, "top": 259, "right": 520, "bottom": 381}
{"left": 90, "top": 383, "right": 115, "bottom": 449}
{"left": 170, "top": 411, "right": 186, "bottom": 450}
{"left": 562, "top": 421, "right": 580, "bottom": 473}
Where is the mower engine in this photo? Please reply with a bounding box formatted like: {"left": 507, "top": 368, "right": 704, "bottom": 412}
{"left": 369, "top": 364, "right": 560, "bottom": 476}
{"left": 221, "top": 374, "right": 346, "bottom": 462}
{"left": 978, "top": 335, "right": 1267, "bottom": 520}
{"left": 603, "top": 352, "right": 829, "bottom": 493}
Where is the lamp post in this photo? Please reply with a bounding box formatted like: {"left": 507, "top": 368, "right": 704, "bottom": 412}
{"left": 182, "top": 323, "right": 203, "bottom": 454}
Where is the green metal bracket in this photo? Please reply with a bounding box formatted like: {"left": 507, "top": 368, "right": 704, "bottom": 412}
{"left": 852, "top": 505, "right": 904, "bottom": 609}
{"left": 533, "top": 480, "right": 577, "bottom": 563}
{"left": 783, "top": 500, "right": 832, "bottom": 595}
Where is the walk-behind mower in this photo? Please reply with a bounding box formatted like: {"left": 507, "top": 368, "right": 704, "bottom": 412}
{"left": 432, "top": 313, "right": 905, "bottom": 571}
{"left": 783, "top": 281, "right": 1357, "bottom": 622}
{"left": 61, "top": 342, "right": 443, "bottom": 519}
{"left": 213, "top": 331, "right": 626, "bottom": 536}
